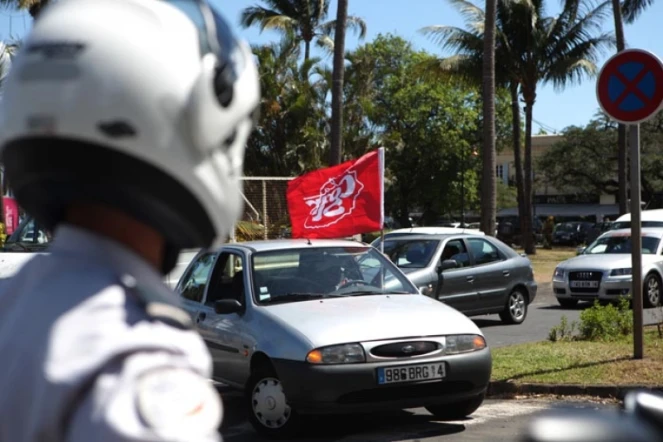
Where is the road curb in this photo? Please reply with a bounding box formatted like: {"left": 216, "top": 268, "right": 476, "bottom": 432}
{"left": 488, "top": 381, "right": 663, "bottom": 399}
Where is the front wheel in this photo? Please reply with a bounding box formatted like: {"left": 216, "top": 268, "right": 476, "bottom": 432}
{"left": 246, "top": 369, "right": 302, "bottom": 439}
{"left": 499, "top": 288, "right": 528, "bottom": 324}
{"left": 425, "top": 393, "right": 485, "bottom": 420}
{"left": 644, "top": 273, "right": 662, "bottom": 308}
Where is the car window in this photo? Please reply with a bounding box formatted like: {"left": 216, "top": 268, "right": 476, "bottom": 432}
{"left": 381, "top": 239, "right": 439, "bottom": 269}
{"left": 467, "top": 238, "right": 502, "bottom": 265}
{"left": 441, "top": 239, "right": 470, "bottom": 268}
{"left": 251, "top": 247, "right": 418, "bottom": 304}
{"left": 177, "top": 252, "right": 216, "bottom": 303}
{"left": 204, "top": 251, "right": 246, "bottom": 306}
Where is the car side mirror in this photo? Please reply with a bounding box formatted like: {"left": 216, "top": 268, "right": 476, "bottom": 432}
{"left": 437, "top": 259, "right": 458, "bottom": 274}
{"left": 576, "top": 246, "right": 586, "bottom": 255}
{"left": 214, "top": 299, "right": 243, "bottom": 315}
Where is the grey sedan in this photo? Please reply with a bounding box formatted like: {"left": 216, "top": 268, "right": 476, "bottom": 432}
{"left": 372, "top": 233, "right": 537, "bottom": 324}
{"left": 553, "top": 228, "right": 663, "bottom": 308}
{"left": 175, "top": 239, "right": 491, "bottom": 438}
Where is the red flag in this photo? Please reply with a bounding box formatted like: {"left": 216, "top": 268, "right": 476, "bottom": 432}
{"left": 287, "top": 148, "right": 385, "bottom": 239}
{"left": 3, "top": 197, "right": 19, "bottom": 236}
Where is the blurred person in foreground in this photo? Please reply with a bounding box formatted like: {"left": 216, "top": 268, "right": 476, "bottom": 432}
{"left": 0, "top": 0, "right": 260, "bottom": 440}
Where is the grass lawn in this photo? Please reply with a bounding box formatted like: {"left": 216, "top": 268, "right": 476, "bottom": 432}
{"left": 514, "top": 247, "right": 577, "bottom": 284}
{"left": 492, "top": 327, "right": 663, "bottom": 385}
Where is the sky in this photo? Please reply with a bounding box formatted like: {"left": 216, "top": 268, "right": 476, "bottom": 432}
{"left": 1, "top": 0, "right": 662, "bottom": 134}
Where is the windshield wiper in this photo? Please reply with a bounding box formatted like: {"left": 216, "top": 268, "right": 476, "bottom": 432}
{"left": 262, "top": 292, "right": 350, "bottom": 304}
{"left": 341, "top": 290, "right": 413, "bottom": 297}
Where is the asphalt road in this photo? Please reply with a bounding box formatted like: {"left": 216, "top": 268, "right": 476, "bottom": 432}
{"left": 219, "top": 396, "right": 617, "bottom": 441}
{"left": 474, "top": 282, "right": 663, "bottom": 348}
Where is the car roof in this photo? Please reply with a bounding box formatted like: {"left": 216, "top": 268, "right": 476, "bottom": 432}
{"left": 213, "top": 238, "right": 370, "bottom": 253}
{"left": 381, "top": 233, "right": 479, "bottom": 240}
{"left": 387, "top": 227, "right": 485, "bottom": 235}
{"left": 601, "top": 227, "right": 663, "bottom": 237}
{"left": 615, "top": 209, "right": 663, "bottom": 223}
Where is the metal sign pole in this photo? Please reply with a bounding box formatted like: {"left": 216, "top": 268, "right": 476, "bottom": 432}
{"left": 630, "top": 123, "right": 643, "bottom": 360}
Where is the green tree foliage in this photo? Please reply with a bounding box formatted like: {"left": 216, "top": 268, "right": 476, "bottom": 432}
{"left": 246, "top": 33, "right": 512, "bottom": 222}
{"left": 538, "top": 111, "right": 663, "bottom": 203}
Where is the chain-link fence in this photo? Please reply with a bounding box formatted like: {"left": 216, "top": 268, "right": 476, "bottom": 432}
{"left": 234, "top": 176, "right": 294, "bottom": 241}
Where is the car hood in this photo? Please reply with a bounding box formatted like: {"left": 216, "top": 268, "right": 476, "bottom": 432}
{"left": 560, "top": 253, "right": 662, "bottom": 270}
{"left": 260, "top": 294, "right": 482, "bottom": 348}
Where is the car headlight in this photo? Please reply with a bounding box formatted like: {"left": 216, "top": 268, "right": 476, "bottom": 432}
{"left": 610, "top": 268, "right": 632, "bottom": 276}
{"left": 445, "top": 335, "right": 487, "bottom": 355}
{"left": 553, "top": 267, "right": 565, "bottom": 280}
{"left": 306, "top": 343, "right": 365, "bottom": 364}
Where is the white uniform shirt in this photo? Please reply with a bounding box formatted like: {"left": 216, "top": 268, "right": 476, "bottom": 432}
{"left": 0, "top": 224, "right": 222, "bottom": 441}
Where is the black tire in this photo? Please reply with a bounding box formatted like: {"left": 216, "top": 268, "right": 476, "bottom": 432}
{"left": 499, "top": 288, "right": 528, "bottom": 324}
{"left": 557, "top": 298, "right": 579, "bottom": 308}
{"left": 425, "top": 393, "right": 485, "bottom": 420}
{"left": 643, "top": 273, "right": 662, "bottom": 308}
{"left": 245, "top": 367, "right": 302, "bottom": 439}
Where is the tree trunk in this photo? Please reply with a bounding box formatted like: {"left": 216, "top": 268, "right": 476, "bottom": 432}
{"left": 522, "top": 99, "right": 536, "bottom": 255}
{"left": 28, "top": 0, "right": 49, "bottom": 18}
{"left": 480, "top": 0, "right": 497, "bottom": 237}
{"left": 612, "top": 0, "right": 628, "bottom": 215}
{"left": 510, "top": 83, "right": 525, "bottom": 232}
{"left": 328, "top": 0, "right": 348, "bottom": 166}
{"left": 304, "top": 40, "right": 311, "bottom": 62}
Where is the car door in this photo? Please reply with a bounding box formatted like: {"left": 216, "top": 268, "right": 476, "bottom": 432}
{"left": 466, "top": 237, "right": 509, "bottom": 312}
{"left": 174, "top": 251, "right": 216, "bottom": 322}
{"left": 436, "top": 238, "right": 480, "bottom": 313}
{"left": 197, "top": 249, "right": 254, "bottom": 387}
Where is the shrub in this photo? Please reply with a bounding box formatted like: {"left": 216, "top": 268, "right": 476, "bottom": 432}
{"left": 577, "top": 298, "right": 632, "bottom": 341}
{"left": 548, "top": 315, "right": 577, "bottom": 342}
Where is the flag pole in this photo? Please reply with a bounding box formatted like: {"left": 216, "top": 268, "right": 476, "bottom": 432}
{"left": 378, "top": 147, "right": 385, "bottom": 254}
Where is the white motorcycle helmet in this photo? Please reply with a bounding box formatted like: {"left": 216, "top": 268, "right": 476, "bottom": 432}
{"left": 0, "top": 0, "right": 260, "bottom": 273}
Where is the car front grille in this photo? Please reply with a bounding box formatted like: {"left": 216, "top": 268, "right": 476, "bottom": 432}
{"left": 568, "top": 270, "right": 602, "bottom": 293}
{"left": 370, "top": 341, "right": 440, "bottom": 358}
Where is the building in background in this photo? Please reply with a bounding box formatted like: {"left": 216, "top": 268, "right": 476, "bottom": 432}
{"left": 496, "top": 134, "right": 619, "bottom": 222}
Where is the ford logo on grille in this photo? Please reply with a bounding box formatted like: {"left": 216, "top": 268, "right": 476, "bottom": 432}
{"left": 578, "top": 272, "right": 592, "bottom": 279}
{"left": 401, "top": 345, "right": 416, "bottom": 354}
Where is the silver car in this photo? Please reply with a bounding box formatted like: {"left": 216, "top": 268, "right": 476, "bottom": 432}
{"left": 175, "top": 239, "right": 492, "bottom": 438}
{"left": 553, "top": 228, "right": 663, "bottom": 308}
{"left": 372, "top": 234, "right": 537, "bottom": 324}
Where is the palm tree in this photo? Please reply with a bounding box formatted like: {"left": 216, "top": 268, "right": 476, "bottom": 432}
{"left": 329, "top": 0, "right": 348, "bottom": 166}
{"left": 240, "top": 0, "right": 366, "bottom": 61}
{"left": 481, "top": 0, "right": 497, "bottom": 237}
{"left": 511, "top": 0, "right": 615, "bottom": 253}
{"left": 420, "top": 0, "right": 524, "bottom": 239}
{"left": 0, "top": 0, "right": 48, "bottom": 18}
{"left": 422, "top": 0, "right": 614, "bottom": 254}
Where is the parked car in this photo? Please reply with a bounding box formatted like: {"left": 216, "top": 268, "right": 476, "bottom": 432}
{"left": 584, "top": 221, "right": 614, "bottom": 246}
{"left": 553, "top": 228, "right": 663, "bottom": 308}
{"left": 611, "top": 209, "right": 663, "bottom": 230}
{"left": 175, "top": 239, "right": 492, "bottom": 438}
{"left": 2, "top": 217, "right": 52, "bottom": 252}
{"left": 372, "top": 233, "right": 537, "bottom": 324}
{"left": 552, "top": 221, "right": 594, "bottom": 246}
{"left": 496, "top": 216, "right": 544, "bottom": 247}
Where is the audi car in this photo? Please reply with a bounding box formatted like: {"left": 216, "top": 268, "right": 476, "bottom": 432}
{"left": 553, "top": 228, "right": 663, "bottom": 308}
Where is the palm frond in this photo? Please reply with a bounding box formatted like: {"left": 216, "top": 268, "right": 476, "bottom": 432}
{"left": 621, "top": 0, "right": 655, "bottom": 23}
{"left": 240, "top": 6, "right": 298, "bottom": 33}
{"left": 318, "top": 15, "right": 368, "bottom": 39}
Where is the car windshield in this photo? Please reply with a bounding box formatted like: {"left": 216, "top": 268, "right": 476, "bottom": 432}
{"left": 378, "top": 238, "right": 440, "bottom": 269}
{"left": 584, "top": 234, "right": 661, "bottom": 255}
{"left": 251, "top": 246, "right": 419, "bottom": 305}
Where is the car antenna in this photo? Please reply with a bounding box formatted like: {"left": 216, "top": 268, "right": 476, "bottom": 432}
{"left": 306, "top": 238, "right": 312, "bottom": 245}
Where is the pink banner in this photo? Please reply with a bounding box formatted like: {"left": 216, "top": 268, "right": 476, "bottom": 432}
{"left": 3, "top": 197, "right": 19, "bottom": 236}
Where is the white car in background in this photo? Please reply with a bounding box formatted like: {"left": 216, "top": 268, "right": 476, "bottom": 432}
{"left": 553, "top": 228, "right": 663, "bottom": 308}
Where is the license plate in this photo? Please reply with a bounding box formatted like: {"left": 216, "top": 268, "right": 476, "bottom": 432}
{"left": 377, "top": 362, "right": 446, "bottom": 385}
{"left": 570, "top": 281, "right": 599, "bottom": 288}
